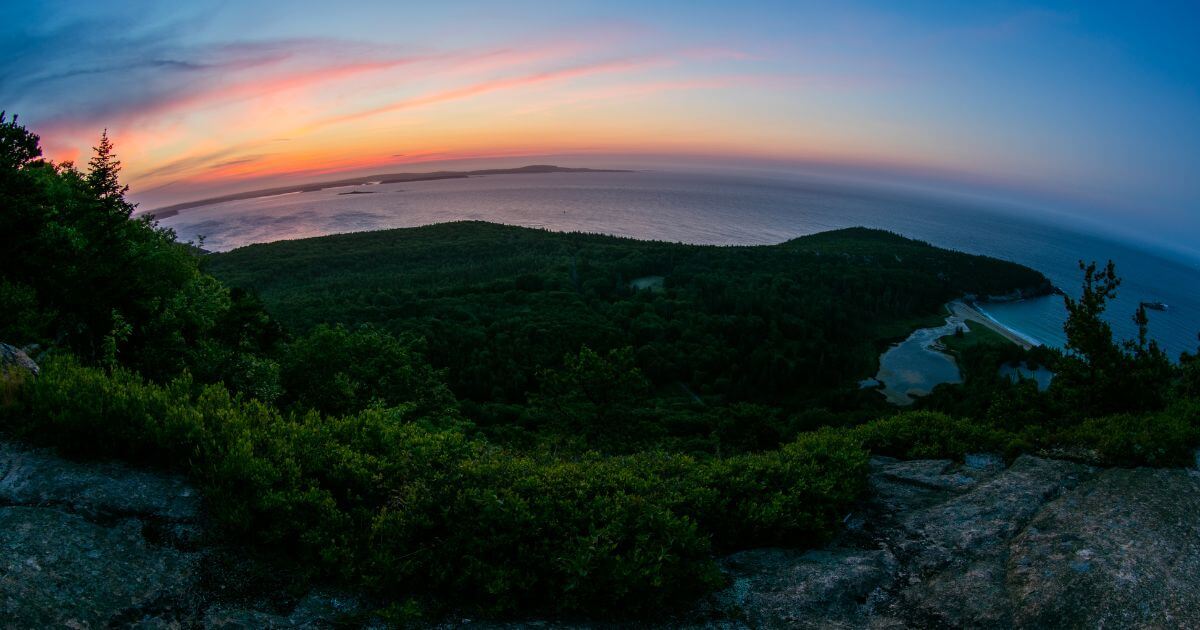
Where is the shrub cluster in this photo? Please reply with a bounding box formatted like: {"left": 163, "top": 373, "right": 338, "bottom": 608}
{"left": 6, "top": 359, "right": 1197, "bottom": 618}
{"left": 1064, "top": 400, "right": 1200, "bottom": 467}
{"left": 851, "top": 408, "right": 1199, "bottom": 469}
{"left": 852, "top": 410, "right": 1019, "bottom": 460}
{"left": 1, "top": 356, "right": 868, "bottom": 616}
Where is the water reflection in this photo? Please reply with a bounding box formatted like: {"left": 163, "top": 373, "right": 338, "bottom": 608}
{"left": 874, "top": 314, "right": 966, "bottom": 405}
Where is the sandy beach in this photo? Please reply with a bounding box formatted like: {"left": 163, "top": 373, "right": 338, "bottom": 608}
{"left": 949, "top": 300, "right": 1034, "bottom": 349}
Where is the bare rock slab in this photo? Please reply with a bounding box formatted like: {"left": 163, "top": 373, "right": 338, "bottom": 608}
{"left": 0, "top": 506, "right": 198, "bottom": 627}
{"left": 886, "top": 456, "right": 1094, "bottom": 628}
{"left": 713, "top": 547, "right": 898, "bottom": 629}
{"left": 0, "top": 441, "right": 199, "bottom": 522}
{"left": 1009, "top": 467, "right": 1200, "bottom": 629}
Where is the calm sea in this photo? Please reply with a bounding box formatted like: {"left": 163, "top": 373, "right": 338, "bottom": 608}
{"left": 159, "top": 170, "right": 1200, "bottom": 360}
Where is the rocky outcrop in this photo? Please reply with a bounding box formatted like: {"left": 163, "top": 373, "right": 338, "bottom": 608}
{"left": 0, "top": 342, "right": 38, "bottom": 376}
{"left": 713, "top": 547, "right": 898, "bottom": 628}
{"left": 0, "top": 507, "right": 198, "bottom": 627}
{"left": 0, "top": 441, "right": 203, "bottom": 626}
{"left": 1009, "top": 467, "right": 1200, "bottom": 628}
{"left": 0, "top": 439, "right": 361, "bottom": 628}
{"left": 702, "top": 454, "right": 1200, "bottom": 629}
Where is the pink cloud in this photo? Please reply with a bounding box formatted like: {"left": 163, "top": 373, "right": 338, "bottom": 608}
{"left": 513, "top": 75, "right": 778, "bottom": 114}
{"left": 314, "top": 56, "right": 671, "bottom": 128}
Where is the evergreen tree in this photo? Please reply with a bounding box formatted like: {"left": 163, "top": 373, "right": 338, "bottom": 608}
{"left": 1055, "top": 260, "right": 1172, "bottom": 415}
{"left": 86, "top": 129, "right": 133, "bottom": 216}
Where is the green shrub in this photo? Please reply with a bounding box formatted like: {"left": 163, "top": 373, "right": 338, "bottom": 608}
{"left": 3, "top": 355, "right": 207, "bottom": 466}
{"left": 0, "top": 357, "right": 869, "bottom": 617}
{"left": 367, "top": 448, "right": 721, "bottom": 616}
{"left": 853, "top": 410, "right": 1016, "bottom": 460}
{"left": 675, "top": 429, "right": 869, "bottom": 549}
{"left": 1065, "top": 401, "right": 1200, "bottom": 467}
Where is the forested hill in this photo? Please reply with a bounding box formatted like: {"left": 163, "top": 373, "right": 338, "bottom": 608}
{"left": 206, "top": 221, "right": 1050, "bottom": 418}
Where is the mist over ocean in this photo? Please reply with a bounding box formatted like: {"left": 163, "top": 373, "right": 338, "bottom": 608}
{"left": 160, "top": 170, "right": 1200, "bottom": 360}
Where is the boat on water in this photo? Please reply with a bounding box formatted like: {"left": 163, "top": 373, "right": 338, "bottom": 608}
{"left": 1140, "top": 301, "right": 1169, "bottom": 311}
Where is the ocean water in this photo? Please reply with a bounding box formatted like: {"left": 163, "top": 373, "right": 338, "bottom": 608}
{"left": 159, "top": 170, "right": 1200, "bottom": 359}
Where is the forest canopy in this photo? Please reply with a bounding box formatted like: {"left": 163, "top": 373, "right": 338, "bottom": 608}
{"left": 204, "top": 219, "right": 1052, "bottom": 450}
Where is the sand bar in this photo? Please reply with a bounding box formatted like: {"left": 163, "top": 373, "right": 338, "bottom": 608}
{"left": 948, "top": 300, "right": 1034, "bottom": 349}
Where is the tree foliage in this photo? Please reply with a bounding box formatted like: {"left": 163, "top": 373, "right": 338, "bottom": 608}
{"left": 0, "top": 115, "right": 244, "bottom": 380}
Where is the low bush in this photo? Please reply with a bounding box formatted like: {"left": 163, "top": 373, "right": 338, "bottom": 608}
{"left": 1064, "top": 401, "right": 1200, "bottom": 467}
{"left": 1, "top": 357, "right": 868, "bottom": 616}
{"left": 852, "top": 410, "right": 1017, "bottom": 460}
{"left": 853, "top": 407, "right": 1200, "bottom": 469}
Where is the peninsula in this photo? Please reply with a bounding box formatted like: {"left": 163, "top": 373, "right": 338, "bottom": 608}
{"left": 145, "top": 165, "right": 630, "bottom": 219}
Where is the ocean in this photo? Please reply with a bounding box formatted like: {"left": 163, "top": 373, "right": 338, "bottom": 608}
{"left": 158, "top": 170, "right": 1200, "bottom": 360}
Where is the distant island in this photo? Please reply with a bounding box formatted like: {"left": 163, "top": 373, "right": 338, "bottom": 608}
{"left": 145, "top": 165, "right": 630, "bottom": 219}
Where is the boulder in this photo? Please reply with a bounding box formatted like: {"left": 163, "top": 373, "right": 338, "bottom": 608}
{"left": 0, "top": 342, "right": 38, "bottom": 376}
{"left": 866, "top": 455, "right": 997, "bottom": 519}
{"left": 715, "top": 455, "right": 1102, "bottom": 629}
{"left": 0, "top": 439, "right": 365, "bottom": 627}
{"left": 888, "top": 456, "right": 1094, "bottom": 628}
{"left": 895, "top": 455, "right": 1094, "bottom": 566}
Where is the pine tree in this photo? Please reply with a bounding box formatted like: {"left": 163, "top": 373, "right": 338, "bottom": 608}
{"left": 86, "top": 129, "right": 134, "bottom": 216}
{"left": 1058, "top": 260, "right": 1172, "bottom": 414}
{"left": 1062, "top": 260, "right": 1121, "bottom": 373}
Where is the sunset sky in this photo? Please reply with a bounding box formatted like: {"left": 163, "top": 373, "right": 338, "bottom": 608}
{"left": 3, "top": 1, "right": 1198, "bottom": 253}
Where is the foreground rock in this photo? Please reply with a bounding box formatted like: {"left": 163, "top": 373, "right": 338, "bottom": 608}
{"left": 713, "top": 547, "right": 898, "bottom": 628}
{"left": 0, "top": 442, "right": 202, "bottom": 626}
{"left": 1009, "top": 467, "right": 1200, "bottom": 628}
{"left": 703, "top": 454, "right": 1200, "bottom": 629}
{"left": 0, "top": 439, "right": 361, "bottom": 628}
{"left": 0, "top": 507, "right": 198, "bottom": 626}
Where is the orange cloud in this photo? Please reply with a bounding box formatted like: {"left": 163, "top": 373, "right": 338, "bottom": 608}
{"left": 30, "top": 29, "right": 784, "bottom": 202}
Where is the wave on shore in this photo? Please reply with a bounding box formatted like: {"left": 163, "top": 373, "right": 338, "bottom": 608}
{"left": 971, "top": 302, "right": 1045, "bottom": 347}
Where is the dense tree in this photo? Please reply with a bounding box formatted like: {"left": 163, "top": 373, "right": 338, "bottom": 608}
{"left": 278, "top": 324, "right": 457, "bottom": 419}
{"left": 85, "top": 130, "right": 130, "bottom": 207}
{"left": 205, "top": 220, "right": 1053, "bottom": 451}
{"left": 530, "top": 345, "right": 657, "bottom": 451}
{"left": 0, "top": 114, "right": 276, "bottom": 386}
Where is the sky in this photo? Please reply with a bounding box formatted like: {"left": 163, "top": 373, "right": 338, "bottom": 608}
{"left": 2, "top": 1, "right": 1198, "bottom": 256}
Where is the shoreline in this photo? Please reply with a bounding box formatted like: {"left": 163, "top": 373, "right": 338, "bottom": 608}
{"left": 948, "top": 300, "right": 1036, "bottom": 350}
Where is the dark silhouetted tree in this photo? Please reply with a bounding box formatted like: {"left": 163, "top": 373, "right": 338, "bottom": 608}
{"left": 0, "top": 112, "right": 41, "bottom": 170}
{"left": 1055, "top": 260, "right": 1172, "bottom": 415}
{"left": 86, "top": 129, "right": 134, "bottom": 216}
